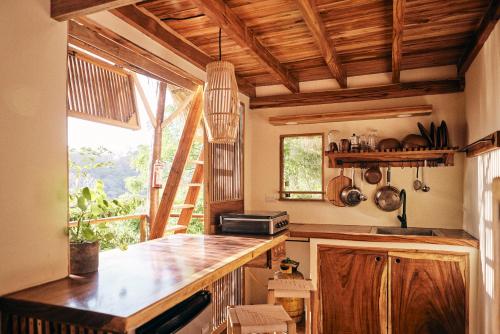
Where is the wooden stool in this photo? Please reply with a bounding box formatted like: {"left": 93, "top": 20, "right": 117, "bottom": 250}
{"left": 227, "top": 304, "right": 296, "bottom": 334}
{"left": 267, "top": 279, "right": 316, "bottom": 334}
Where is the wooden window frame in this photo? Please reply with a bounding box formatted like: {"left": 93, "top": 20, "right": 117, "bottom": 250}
{"left": 279, "top": 133, "right": 325, "bottom": 201}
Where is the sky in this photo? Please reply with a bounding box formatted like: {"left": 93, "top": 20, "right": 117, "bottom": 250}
{"left": 68, "top": 117, "right": 152, "bottom": 154}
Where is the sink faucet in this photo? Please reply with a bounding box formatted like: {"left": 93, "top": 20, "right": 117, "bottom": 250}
{"left": 397, "top": 189, "right": 407, "bottom": 228}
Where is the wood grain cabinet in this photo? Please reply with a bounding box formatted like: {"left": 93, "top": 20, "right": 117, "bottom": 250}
{"left": 318, "top": 246, "right": 388, "bottom": 334}
{"left": 317, "top": 246, "right": 468, "bottom": 334}
{"left": 389, "top": 251, "right": 467, "bottom": 334}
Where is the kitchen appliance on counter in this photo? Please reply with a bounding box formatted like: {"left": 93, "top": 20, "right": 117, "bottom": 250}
{"left": 220, "top": 211, "right": 289, "bottom": 235}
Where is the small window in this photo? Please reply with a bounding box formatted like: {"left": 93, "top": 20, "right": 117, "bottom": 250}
{"left": 280, "top": 133, "right": 324, "bottom": 201}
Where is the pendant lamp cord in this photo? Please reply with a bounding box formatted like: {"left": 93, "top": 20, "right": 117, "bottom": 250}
{"left": 218, "top": 28, "right": 222, "bottom": 61}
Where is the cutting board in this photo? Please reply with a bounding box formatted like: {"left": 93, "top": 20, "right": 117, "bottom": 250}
{"left": 327, "top": 169, "right": 352, "bottom": 207}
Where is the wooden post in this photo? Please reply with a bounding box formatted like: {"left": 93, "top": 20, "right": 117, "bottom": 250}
{"left": 149, "top": 82, "right": 168, "bottom": 232}
{"left": 139, "top": 215, "right": 147, "bottom": 242}
{"left": 150, "top": 86, "right": 204, "bottom": 239}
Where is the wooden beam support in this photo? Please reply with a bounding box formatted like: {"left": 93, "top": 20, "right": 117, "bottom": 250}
{"left": 189, "top": 0, "right": 299, "bottom": 93}
{"left": 111, "top": 5, "right": 257, "bottom": 97}
{"left": 269, "top": 105, "right": 433, "bottom": 126}
{"left": 148, "top": 82, "right": 168, "bottom": 231}
{"left": 151, "top": 87, "right": 204, "bottom": 239}
{"left": 161, "top": 92, "right": 194, "bottom": 129}
{"left": 392, "top": 0, "right": 406, "bottom": 83}
{"left": 51, "top": 0, "right": 140, "bottom": 21}
{"left": 250, "top": 79, "right": 464, "bottom": 109}
{"left": 295, "top": 0, "right": 346, "bottom": 88}
{"left": 457, "top": 0, "right": 500, "bottom": 76}
{"left": 132, "top": 73, "right": 156, "bottom": 127}
{"left": 69, "top": 19, "right": 200, "bottom": 91}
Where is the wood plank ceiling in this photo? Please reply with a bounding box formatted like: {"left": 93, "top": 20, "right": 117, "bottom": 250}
{"left": 133, "top": 0, "right": 491, "bottom": 92}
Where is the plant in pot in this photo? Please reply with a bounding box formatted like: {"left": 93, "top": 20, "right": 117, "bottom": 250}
{"left": 69, "top": 186, "right": 114, "bottom": 275}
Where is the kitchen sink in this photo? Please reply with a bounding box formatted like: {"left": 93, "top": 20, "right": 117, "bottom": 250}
{"left": 375, "top": 227, "right": 437, "bottom": 236}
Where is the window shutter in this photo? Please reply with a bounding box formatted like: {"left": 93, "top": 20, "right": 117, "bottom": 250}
{"left": 67, "top": 52, "right": 140, "bottom": 129}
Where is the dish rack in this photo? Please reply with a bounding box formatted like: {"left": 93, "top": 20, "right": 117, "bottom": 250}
{"left": 325, "top": 147, "right": 459, "bottom": 168}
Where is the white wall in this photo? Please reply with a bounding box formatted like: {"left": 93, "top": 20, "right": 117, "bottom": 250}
{"left": 245, "top": 70, "right": 466, "bottom": 229}
{"left": 463, "top": 23, "right": 500, "bottom": 334}
{"left": 0, "top": 0, "right": 68, "bottom": 295}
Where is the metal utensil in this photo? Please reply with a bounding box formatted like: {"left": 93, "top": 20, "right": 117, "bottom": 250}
{"left": 413, "top": 166, "right": 423, "bottom": 191}
{"left": 421, "top": 160, "right": 431, "bottom": 192}
{"left": 340, "top": 168, "right": 366, "bottom": 207}
{"left": 374, "top": 166, "right": 402, "bottom": 212}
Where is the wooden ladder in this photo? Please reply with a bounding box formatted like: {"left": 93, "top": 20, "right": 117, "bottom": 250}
{"left": 171, "top": 148, "right": 204, "bottom": 233}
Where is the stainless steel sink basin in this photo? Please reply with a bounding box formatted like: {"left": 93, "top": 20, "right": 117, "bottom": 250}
{"left": 375, "top": 227, "right": 437, "bottom": 236}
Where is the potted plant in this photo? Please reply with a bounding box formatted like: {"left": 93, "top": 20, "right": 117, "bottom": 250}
{"left": 69, "top": 186, "right": 112, "bottom": 275}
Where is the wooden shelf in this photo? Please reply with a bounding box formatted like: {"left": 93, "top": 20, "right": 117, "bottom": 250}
{"left": 460, "top": 131, "right": 499, "bottom": 158}
{"left": 325, "top": 148, "right": 458, "bottom": 168}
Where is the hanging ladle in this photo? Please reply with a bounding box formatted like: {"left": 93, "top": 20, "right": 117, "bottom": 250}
{"left": 422, "top": 160, "right": 431, "bottom": 192}
{"left": 413, "top": 166, "right": 423, "bottom": 191}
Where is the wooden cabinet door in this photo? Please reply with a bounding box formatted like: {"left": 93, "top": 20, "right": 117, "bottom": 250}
{"left": 389, "top": 251, "right": 468, "bottom": 334}
{"left": 318, "top": 246, "right": 388, "bottom": 334}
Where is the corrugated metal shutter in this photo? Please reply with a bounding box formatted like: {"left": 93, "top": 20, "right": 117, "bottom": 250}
{"left": 67, "top": 52, "right": 140, "bottom": 129}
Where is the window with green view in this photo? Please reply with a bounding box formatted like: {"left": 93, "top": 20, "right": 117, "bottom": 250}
{"left": 280, "top": 134, "right": 324, "bottom": 200}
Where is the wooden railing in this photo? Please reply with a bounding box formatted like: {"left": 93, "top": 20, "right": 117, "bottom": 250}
{"left": 68, "top": 214, "right": 148, "bottom": 242}
{"left": 68, "top": 213, "right": 204, "bottom": 242}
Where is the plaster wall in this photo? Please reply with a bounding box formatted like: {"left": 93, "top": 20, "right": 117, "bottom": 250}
{"left": 0, "top": 0, "right": 69, "bottom": 295}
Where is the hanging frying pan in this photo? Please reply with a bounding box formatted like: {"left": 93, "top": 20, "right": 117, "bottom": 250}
{"left": 364, "top": 166, "right": 382, "bottom": 185}
{"left": 374, "top": 166, "right": 402, "bottom": 212}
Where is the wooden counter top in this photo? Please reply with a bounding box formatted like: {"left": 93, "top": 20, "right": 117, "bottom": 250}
{"left": 0, "top": 233, "right": 287, "bottom": 332}
{"left": 289, "top": 223, "right": 478, "bottom": 248}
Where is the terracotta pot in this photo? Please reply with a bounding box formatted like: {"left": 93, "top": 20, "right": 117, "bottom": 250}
{"left": 70, "top": 241, "right": 99, "bottom": 275}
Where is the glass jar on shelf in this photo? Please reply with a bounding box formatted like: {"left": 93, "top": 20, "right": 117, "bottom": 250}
{"left": 327, "top": 130, "right": 339, "bottom": 152}
{"left": 367, "top": 129, "right": 379, "bottom": 151}
{"left": 359, "top": 134, "right": 368, "bottom": 151}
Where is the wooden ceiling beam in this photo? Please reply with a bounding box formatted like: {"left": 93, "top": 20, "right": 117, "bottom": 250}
{"left": 295, "top": 0, "right": 347, "bottom": 88}
{"left": 112, "top": 5, "right": 256, "bottom": 97}
{"left": 392, "top": 0, "right": 406, "bottom": 83}
{"left": 150, "top": 86, "right": 204, "bottom": 239}
{"left": 250, "top": 79, "right": 464, "bottom": 109}
{"left": 457, "top": 0, "right": 500, "bottom": 77}
{"left": 51, "top": 0, "right": 141, "bottom": 21}
{"left": 68, "top": 19, "right": 200, "bottom": 91}
{"left": 189, "top": 0, "right": 299, "bottom": 93}
{"left": 269, "top": 105, "right": 433, "bottom": 126}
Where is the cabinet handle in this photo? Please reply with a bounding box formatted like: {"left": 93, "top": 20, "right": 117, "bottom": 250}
{"left": 375, "top": 256, "right": 381, "bottom": 262}
{"left": 395, "top": 258, "right": 401, "bottom": 264}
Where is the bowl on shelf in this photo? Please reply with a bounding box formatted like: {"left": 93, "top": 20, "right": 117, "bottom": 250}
{"left": 377, "top": 138, "right": 401, "bottom": 151}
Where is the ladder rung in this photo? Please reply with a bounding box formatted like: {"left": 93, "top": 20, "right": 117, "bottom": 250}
{"left": 173, "top": 204, "right": 195, "bottom": 210}
{"left": 188, "top": 183, "right": 203, "bottom": 187}
{"left": 165, "top": 225, "right": 188, "bottom": 232}
{"left": 170, "top": 213, "right": 204, "bottom": 218}
{"left": 190, "top": 160, "right": 204, "bottom": 165}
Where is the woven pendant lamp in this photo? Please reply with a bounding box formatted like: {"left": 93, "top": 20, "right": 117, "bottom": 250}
{"left": 203, "top": 30, "right": 240, "bottom": 144}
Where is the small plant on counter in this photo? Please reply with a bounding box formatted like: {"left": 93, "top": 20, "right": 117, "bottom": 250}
{"left": 70, "top": 186, "right": 111, "bottom": 245}
{"left": 69, "top": 182, "right": 140, "bottom": 275}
